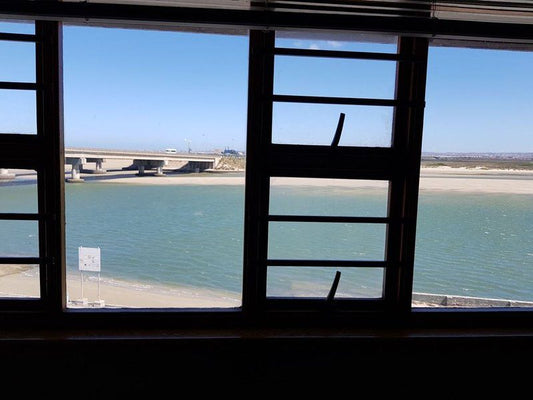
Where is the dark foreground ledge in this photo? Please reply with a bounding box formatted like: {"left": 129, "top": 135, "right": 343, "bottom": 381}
{"left": 0, "top": 326, "right": 532, "bottom": 396}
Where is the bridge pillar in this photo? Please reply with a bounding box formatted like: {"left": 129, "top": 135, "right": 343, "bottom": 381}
{"left": 133, "top": 159, "right": 167, "bottom": 176}
{"left": 96, "top": 160, "right": 105, "bottom": 173}
{"left": 84, "top": 158, "right": 107, "bottom": 174}
{"left": 66, "top": 157, "right": 85, "bottom": 183}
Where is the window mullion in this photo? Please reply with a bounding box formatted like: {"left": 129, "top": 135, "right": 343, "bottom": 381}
{"left": 383, "top": 36, "right": 429, "bottom": 313}
{"left": 242, "top": 30, "right": 275, "bottom": 316}
{"left": 35, "top": 20, "right": 65, "bottom": 313}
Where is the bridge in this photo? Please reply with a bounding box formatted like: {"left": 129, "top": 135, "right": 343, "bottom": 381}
{"left": 64, "top": 148, "right": 221, "bottom": 182}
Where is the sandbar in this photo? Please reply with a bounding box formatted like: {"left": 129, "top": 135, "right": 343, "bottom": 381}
{"left": 86, "top": 166, "right": 533, "bottom": 195}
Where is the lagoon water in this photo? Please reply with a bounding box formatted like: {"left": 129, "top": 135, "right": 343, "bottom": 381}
{"left": 1, "top": 179, "right": 532, "bottom": 303}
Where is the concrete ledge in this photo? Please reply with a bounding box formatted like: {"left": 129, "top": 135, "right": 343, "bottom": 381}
{"left": 413, "top": 292, "right": 533, "bottom": 307}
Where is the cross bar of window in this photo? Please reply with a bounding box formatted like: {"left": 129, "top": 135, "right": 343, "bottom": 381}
{"left": 265, "top": 298, "right": 385, "bottom": 311}
{"left": 0, "top": 81, "right": 38, "bottom": 90}
{"left": 0, "top": 32, "right": 37, "bottom": 42}
{"left": 273, "top": 94, "right": 397, "bottom": 107}
{"left": 0, "top": 257, "right": 40, "bottom": 264}
{"left": 274, "top": 47, "right": 400, "bottom": 61}
{"left": 0, "top": 213, "right": 40, "bottom": 221}
{"left": 267, "top": 260, "right": 387, "bottom": 268}
{"left": 268, "top": 215, "right": 389, "bottom": 224}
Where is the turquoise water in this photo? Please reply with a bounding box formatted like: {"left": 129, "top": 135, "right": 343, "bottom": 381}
{"left": 1, "top": 180, "right": 532, "bottom": 302}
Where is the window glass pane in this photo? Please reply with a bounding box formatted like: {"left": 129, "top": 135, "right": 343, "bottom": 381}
{"left": 0, "top": 264, "right": 39, "bottom": 299}
{"left": 272, "top": 103, "right": 393, "bottom": 147}
{"left": 0, "top": 169, "right": 38, "bottom": 213}
{"left": 413, "top": 46, "right": 533, "bottom": 308}
{"left": 275, "top": 32, "right": 397, "bottom": 53}
{"left": 268, "top": 222, "right": 386, "bottom": 261}
{"left": 274, "top": 56, "right": 396, "bottom": 99}
{"left": 269, "top": 177, "right": 389, "bottom": 217}
{"left": 0, "top": 89, "right": 36, "bottom": 134}
{"left": 64, "top": 26, "right": 247, "bottom": 309}
{"left": 0, "top": 221, "right": 39, "bottom": 257}
{"left": 0, "top": 21, "right": 35, "bottom": 34}
{"left": 0, "top": 41, "right": 35, "bottom": 82}
{"left": 267, "top": 267, "right": 383, "bottom": 298}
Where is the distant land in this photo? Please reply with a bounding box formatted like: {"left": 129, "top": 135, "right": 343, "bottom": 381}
{"left": 421, "top": 152, "right": 533, "bottom": 170}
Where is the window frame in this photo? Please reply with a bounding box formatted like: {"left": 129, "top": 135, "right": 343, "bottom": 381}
{"left": 0, "top": 4, "right": 531, "bottom": 329}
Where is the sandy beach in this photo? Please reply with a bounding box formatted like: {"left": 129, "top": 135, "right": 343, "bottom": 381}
{"left": 81, "top": 165, "right": 533, "bottom": 195}
{"left": 0, "top": 265, "right": 241, "bottom": 308}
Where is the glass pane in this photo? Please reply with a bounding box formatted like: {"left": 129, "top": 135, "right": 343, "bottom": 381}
{"left": 270, "top": 177, "right": 389, "bottom": 217}
{"left": 0, "top": 41, "right": 35, "bottom": 82}
{"left": 0, "top": 21, "right": 35, "bottom": 34}
{"left": 0, "top": 169, "right": 38, "bottom": 213}
{"left": 275, "top": 32, "right": 397, "bottom": 53}
{"left": 413, "top": 46, "right": 533, "bottom": 308}
{"left": 272, "top": 103, "right": 393, "bottom": 147}
{"left": 268, "top": 222, "right": 386, "bottom": 261}
{"left": 0, "top": 264, "right": 39, "bottom": 299}
{"left": 0, "top": 221, "right": 39, "bottom": 257}
{"left": 267, "top": 267, "right": 383, "bottom": 298}
{"left": 274, "top": 56, "right": 396, "bottom": 99}
{"left": 64, "top": 26, "right": 248, "bottom": 308}
{"left": 0, "top": 89, "right": 36, "bottom": 134}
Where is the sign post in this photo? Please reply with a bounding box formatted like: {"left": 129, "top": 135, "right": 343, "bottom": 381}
{"left": 78, "top": 246, "right": 103, "bottom": 306}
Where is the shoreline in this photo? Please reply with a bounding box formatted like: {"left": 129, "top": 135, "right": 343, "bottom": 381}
{"left": 0, "top": 266, "right": 241, "bottom": 308}
{"left": 3, "top": 166, "right": 533, "bottom": 194}
{"left": 1, "top": 266, "right": 531, "bottom": 308}
{"left": 72, "top": 166, "right": 533, "bottom": 194}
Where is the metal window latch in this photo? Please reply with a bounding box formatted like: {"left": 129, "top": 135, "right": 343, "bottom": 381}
{"left": 326, "top": 270, "right": 341, "bottom": 302}
{"left": 330, "top": 112, "right": 345, "bottom": 147}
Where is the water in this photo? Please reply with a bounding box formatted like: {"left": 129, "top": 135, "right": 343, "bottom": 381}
{"left": 0, "top": 180, "right": 532, "bottom": 303}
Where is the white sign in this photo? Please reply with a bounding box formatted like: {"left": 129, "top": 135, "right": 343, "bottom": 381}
{"left": 78, "top": 247, "right": 101, "bottom": 272}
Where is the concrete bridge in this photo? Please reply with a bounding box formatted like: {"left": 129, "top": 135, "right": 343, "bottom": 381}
{"left": 64, "top": 148, "right": 221, "bottom": 182}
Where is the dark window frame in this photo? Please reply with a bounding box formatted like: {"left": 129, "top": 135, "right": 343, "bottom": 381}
{"left": 0, "top": 6, "right": 531, "bottom": 329}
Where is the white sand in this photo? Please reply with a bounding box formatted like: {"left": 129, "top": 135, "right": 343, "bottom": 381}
{"left": 87, "top": 166, "right": 533, "bottom": 195}
{"left": 0, "top": 265, "right": 240, "bottom": 309}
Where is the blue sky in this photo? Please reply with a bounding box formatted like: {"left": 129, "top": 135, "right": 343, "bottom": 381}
{"left": 1, "top": 21, "right": 532, "bottom": 153}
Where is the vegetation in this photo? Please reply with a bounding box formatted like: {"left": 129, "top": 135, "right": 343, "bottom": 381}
{"left": 421, "top": 159, "right": 533, "bottom": 171}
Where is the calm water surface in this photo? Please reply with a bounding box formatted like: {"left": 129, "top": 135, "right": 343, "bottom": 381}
{"left": 1, "top": 180, "right": 531, "bottom": 302}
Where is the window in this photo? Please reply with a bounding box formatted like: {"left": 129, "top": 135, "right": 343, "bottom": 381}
{"left": 62, "top": 26, "right": 248, "bottom": 308}
{"left": 0, "top": 21, "right": 55, "bottom": 308}
{"left": 0, "top": 4, "right": 531, "bottom": 328}
{"left": 412, "top": 45, "right": 533, "bottom": 308}
{"left": 243, "top": 31, "right": 428, "bottom": 312}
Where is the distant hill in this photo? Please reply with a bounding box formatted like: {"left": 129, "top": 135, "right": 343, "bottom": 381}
{"left": 422, "top": 152, "right": 533, "bottom": 161}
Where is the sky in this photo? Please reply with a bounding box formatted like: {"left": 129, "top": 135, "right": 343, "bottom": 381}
{"left": 1, "top": 20, "right": 532, "bottom": 153}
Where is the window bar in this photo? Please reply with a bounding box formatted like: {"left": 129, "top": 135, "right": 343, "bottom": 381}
{"left": 274, "top": 47, "right": 401, "bottom": 61}
{"left": 267, "top": 260, "right": 388, "bottom": 268}
{"left": 0, "top": 32, "right": 37, "bottom": 42}
{"left": 0, "top": 213, "right": 40, "bottom": 220}
{"left": 383, "top": 36, "right": 429, "bottom": 313}
{"left": 35, "top": 20, "right": 65, "bottom": 311}
{"left": 242, "top": 30, "right": 275, "bottom": 315}
{"left": 0, "top": 82, "right": 38, "bottom": 90}
{"left": 266, "top": 297, "right": 385, "bottom": 311}
{"left": 273, "top": 94, "right": 397, "bottom": 107}
{"left": 268, "top": 215, "right": 389, "bottom": 223}
{"left": 0, "top": 257, "right": 41, "bottom": 264}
